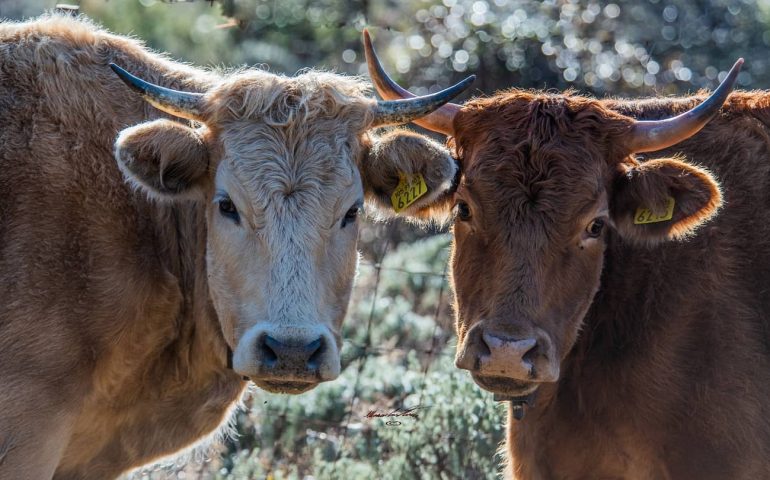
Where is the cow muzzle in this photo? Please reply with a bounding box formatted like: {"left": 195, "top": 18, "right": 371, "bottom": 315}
{"left": 455, "top": 323, "right": 560, "bottom": 396}
{"left": 233, "top": 325, "right": 340, "bottom": 394}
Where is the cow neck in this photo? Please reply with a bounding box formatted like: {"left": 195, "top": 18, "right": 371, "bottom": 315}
{"left": 564, "top": 234, "right": 665, "bottom": 389}
{"left": 149, "top": 199, "right": 233, "bottom": 378}
{"left": 117, "top": 59, "right": 224, "bottom": 377}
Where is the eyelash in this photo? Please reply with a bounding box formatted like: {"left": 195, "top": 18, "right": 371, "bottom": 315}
{"left": 454, "top": 201, "right": 471, "bottom": 221}
{"left": 216, "top": 195, "right": 240, "bottom": 224}
{"left": 585, "top": 218, "right": 605, "bottom": 238}
{"left": 341, "top": 204, "right": 362, "bottom": 228}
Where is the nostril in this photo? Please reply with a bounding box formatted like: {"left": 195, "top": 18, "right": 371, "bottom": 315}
{"left": 258, "top": 334, "right": 328, "bottom": 373}
{"left": 522, "top": 342, "right": 538, "bottom": 379}
{"left": 477, "top": 333, "right": 492, "bottom": 358}
{"left": 522, "top": 341, "right": 538, "bottom": 363}
{"left": 455, "top": 328, "right": 492, "bottom": 372}
{"left": 261, "top": 335, "right": 280, "bottom": 367}
{"left": 303, "top": 338, "right": 323, "bottom": 355}
{"left": 306, "top": 337, "right": 325, "bottom": 371}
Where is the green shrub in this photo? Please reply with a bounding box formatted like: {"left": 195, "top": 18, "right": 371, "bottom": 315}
{"left": 142, "top": 234, "right": 507, "bottom": 480}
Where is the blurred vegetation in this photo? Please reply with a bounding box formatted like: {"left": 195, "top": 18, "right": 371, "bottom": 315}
{"left": 0, "top": 0, "right": 763, "bottom": 478}
{"left": 1, "top": 0, "right": 763, "bottom": 98}
{"left": 129, "top": 234, "right": 506, "bottom": 479}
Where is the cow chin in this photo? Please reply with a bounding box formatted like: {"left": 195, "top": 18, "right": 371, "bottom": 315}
{"left": 253, "top": 379, "right": 320, "bottom": 395}
{"left": 471, "top": 373, "right": 540, "bottom": 398}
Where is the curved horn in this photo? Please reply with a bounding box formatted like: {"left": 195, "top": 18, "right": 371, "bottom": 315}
{"left": 109, "top": 63, "right": 205, "bottom": 121}
{"left": 373, "top": 76, "right": 474, "bottom": 128}
{"left": 627, "top": 58, "right": 743, "bottom": 153}
{"left": 365, "top": 29, "right": 467, "bottom": 134}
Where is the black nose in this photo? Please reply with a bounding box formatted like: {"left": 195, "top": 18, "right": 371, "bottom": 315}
{"left": 259, "top": 335, "right": 325, "bottom": 374}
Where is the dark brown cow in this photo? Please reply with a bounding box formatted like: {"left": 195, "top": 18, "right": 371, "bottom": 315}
{"left": 366, "top": 32, "right": 770, "bottom": 479}
{"left": 0, "top": 16, "right": 472, "bottom": 480}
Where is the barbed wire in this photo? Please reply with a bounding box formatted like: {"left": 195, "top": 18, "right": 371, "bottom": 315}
{"left": 165, "top": 225, "right": 463, "bottom": 479}
{"left": 330, "top": 231, "right": 393, "bottom": 477}
{"left": 325, "top": 228, "right": 459, "bottom": 478}
{"left": 404, "top": 258, "right": 450, "bottom": 470}
{"left": 357, "top": 260, "right": 448, "bottom": 278}
{"left": 342, "top": 341, "right": 456, "bottom": 358}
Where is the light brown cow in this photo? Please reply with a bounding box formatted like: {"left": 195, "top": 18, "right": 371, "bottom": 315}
{"left": 0, "top": 15, "right": 472, "bottom": 479}
{"left": 367, "top": 31, "right": 770, "bottom": 479}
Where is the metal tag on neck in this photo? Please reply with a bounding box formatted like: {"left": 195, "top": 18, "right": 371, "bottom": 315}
{"left": 493, "top": 392, "right": 536, "bottom": 421}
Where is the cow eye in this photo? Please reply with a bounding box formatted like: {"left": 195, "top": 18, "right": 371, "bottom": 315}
{"left": 455, "top": 201, "right": 472, "bottom": 221}
{"left": 341, "top": 204, "right": 361, "bottom": 228}
{"left": 218, "top": 197, "right": 240, "bottom": 223}
{"left": 586, "top": 218, "right": 605, "bottom": 238}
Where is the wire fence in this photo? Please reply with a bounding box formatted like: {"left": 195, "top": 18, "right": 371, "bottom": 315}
{"left": 329, "top": 227, "right": 458, "bottom": 477}
{"left": 331, "top": 235, "right": 393, "bottom": 476}
{"left": 135, "top": 223, "right": 504, "bottom": 480}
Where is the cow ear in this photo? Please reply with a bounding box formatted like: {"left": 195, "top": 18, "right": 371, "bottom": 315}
{"left": 115, "top": 119, "right": 210, "bottom": 201}
{"left": 610, "top": 157, "right": 722, "bottom": 245}
{"left": 362, "top": 129, "right": 457, "bottom": 223}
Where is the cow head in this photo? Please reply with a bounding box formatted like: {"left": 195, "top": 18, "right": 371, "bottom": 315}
{"left": 365, "top": 32, "right": 740, "bottom": 398}
{"left": 111, "top": 64, "right": 472, "bottom": 394}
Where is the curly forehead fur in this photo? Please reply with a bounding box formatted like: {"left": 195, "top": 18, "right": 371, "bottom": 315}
{"left": 204, "top": 69, "right": 375, "bottom": 128}
{"left": 202, "top": 71, "right": 375, "bottom": 231}
{"left": 454, "top": 89, "right": 636, "bottom": 168}
{"left": 452, "top": 90, "right": 635, "bottom": 240}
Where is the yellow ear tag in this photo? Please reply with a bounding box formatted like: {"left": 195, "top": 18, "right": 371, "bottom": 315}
{"left": 391, "top": 172, "right": 428, "bottom": 213}
{"left": 634, "top": 196, "right": 675, "bottom": 224}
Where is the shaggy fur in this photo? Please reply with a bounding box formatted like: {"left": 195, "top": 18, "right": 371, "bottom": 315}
{"left": 429, "top": 89, "right": 770, "bottom": 479}
{"left": 362, "top": 128, "right": 458, "bottom": 223}
{"left": 0, "top": 14, "right": 457, "bottom": 480}
{"left": 115, "top": 119, "right": 210, "bottom": 199}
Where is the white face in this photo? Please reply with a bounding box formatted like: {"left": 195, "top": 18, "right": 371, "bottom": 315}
{"left": 206, "top": 121, "right": 364, "bottom": 394}
{"left": 111, "top": 64, "right": 471, "bottom": 397}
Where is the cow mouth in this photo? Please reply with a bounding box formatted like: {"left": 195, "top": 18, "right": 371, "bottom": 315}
{"left": 471, "top": 373, "right": 539, "bottom": 397}
{"left": 254, "top": 379, "right": 319, "bottom": 394}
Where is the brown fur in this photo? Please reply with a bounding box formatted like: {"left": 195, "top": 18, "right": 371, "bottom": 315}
{"left": 363, "top": 128, "right": 458, "bottom": 223}
{"left": 116, "top": 119, "right": 210, "bottom": 198}
{"left": 0, "top": 15, "right": 458, "bottom": 480}
{"left": 434, "top": 89, "right": 770, "bottom": 478}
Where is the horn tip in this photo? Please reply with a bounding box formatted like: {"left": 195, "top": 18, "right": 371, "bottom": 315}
{"left": 459, "top": 75, "right": 476, "bottom": 89}
{"left": 109, "top": 62, "right": 133, "bottom": 81}
{"left": 724, "top": 58, "right": 744, "bottom": 81}
{"left": 724, "top": 58, "right": 743, "bottom": 87}
{"left": 108, "top": 62, "right": 132, "bottom": 84}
